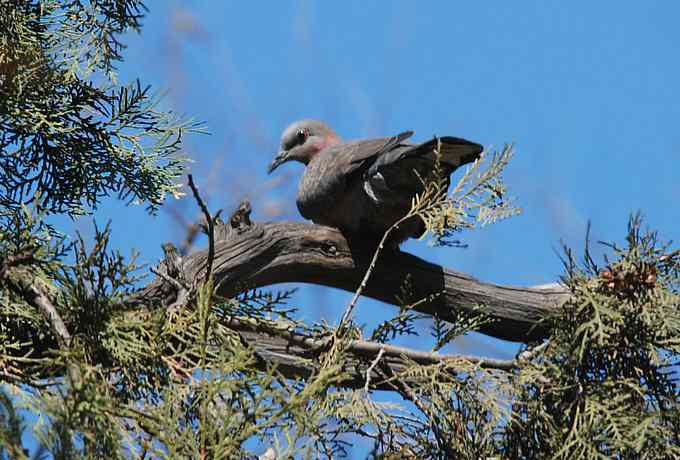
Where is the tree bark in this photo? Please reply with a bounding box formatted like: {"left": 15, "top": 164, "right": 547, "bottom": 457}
{"left": 228, "top": 316, "right": 517, "bottom": 391}
{"left": 5, "top": 214, "right": 571, "bottom": 389}
{"left": 136, "top": 220, "right": 570, "bottom": 343}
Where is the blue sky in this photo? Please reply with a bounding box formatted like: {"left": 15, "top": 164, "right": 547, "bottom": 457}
{"left": 46, "top": 0, "right": 680, "bottom": 455}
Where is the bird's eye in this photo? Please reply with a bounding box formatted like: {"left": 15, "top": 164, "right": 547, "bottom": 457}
{"left": 296, "top": 129, "right": 308, "bottom": 144}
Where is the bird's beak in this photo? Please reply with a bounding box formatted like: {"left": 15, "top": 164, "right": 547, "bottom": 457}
{"left": 268, "top": 150, "right": 289, "bottom": 174}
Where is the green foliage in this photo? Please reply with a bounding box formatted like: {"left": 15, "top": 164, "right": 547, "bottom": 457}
{"left": 413, "top": 142, "right": 520, "bottom": 247}
{"left": 0, "top": 207, "right": 512, "bottom": 457}
{"left": 1, "top": 2, "right": 679, "bottom": 459}
{"left": 0, "top": 0, "right": 200, "bottom": 216}
{"left": 0, "top": 389, "right": 29, "bottom": 459}
{"left": 2, "top": 173, "right": 679, "bottom": 458}
{"left": 0, "top": 205, "right": 68, "bottom": 372}
{"left": 505, "top": 215, "right": 680, "bottom": 459}
{"left": 370, "top": 275, "right": 428, "bottom": 343}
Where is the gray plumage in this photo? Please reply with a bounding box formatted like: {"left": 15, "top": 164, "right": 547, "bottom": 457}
{"left": 269, "top": 120, "right": 483, "bottom": 246}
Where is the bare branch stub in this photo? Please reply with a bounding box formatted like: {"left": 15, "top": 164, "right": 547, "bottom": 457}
{"left": 364, "top": 348, "right": 385, "bottom": 392}
{"left": 0, "top": 257, "right": 72, "bottom": 350}
{"left": 215, "top": 200, "right": 253, "bottom": 241}
{"left": 229, "top": 200, "right": 252, "bottom": 231}
{"left": 25, "top": 284, "right": 72, "bottom": 350}
{"left": 150, "top": 266, "right": 184, "bottom": 293}
{"left": 160, "top": 243, "right": 184, "bottom": 282}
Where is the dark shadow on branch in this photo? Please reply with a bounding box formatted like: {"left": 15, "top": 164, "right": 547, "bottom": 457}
{"left": 136, "top": 214, "right": 570, "bottom": 342}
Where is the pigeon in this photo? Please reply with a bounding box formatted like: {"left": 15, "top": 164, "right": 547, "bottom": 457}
{"left": 268, "top": 119, "right": 483, "bottom": 246}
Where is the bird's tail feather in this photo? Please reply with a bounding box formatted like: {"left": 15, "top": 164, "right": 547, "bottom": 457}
{"left": 420, "top": 136, "right": 483, "bottom": 169}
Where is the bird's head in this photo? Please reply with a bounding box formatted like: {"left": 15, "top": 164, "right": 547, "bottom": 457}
{"left": 268, "top": 119, "right": 341, "bottom": 173}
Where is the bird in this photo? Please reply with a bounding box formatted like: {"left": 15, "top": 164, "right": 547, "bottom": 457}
{"left": 268, "top": 119, "right": 483, "bottom": 247}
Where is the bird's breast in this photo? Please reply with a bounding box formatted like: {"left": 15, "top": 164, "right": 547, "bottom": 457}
{"left": 296, "top": 157, "right": 342, "bottom": 222}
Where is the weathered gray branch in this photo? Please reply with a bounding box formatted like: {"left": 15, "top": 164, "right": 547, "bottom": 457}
{"left": 136, "top": 219, "right": 570, "bottom": 343}
{"left": 2, "top": 263, "right": 82, "bottom": 384}
{"left": 2, "top": 204, "right": 568, "bottom": 390}
{"left": 226, "top": 316, "right": 517, "bottom": 390}
{"left": 24, "top": 284, "right": 72, "bottom": 350}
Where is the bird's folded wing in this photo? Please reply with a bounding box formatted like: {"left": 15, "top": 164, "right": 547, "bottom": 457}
{"left": 328, "top": 131, "right": 414, "bottom": 181}
{"left": 367, "top": 136, "right": 482, "bottom": 178}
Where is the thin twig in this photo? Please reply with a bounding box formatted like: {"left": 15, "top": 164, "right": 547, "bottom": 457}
{"left": 338, "top": 198, "right": 445, "bottom": 329}
{"left": 150, "top": 266, "right": 185, "bottom": 292}
{"left": 339, "top": 215, "right": 407, "bottom": 329}
{"left": 23, "top": 285, "right": 71, "bottom": 349}
{"left": 21, "top": 283, "right": 81, "bottom": 384}
{"left": 377, "top": 362, "right": 455, "bottom": 457}
{"left": 224, "top": 316, "right": 517, "bottom": 372}
{"left": 188, "top": 174, "right": 215, "bottom": 281}
{"left": 516, "top": 340, "right": 550, "bottom": 362}
{"left": 351, "top": 338, "right": 516, "bottom": 371}
{"left": 364, "top": 347, "right": 385, "bottom": 392}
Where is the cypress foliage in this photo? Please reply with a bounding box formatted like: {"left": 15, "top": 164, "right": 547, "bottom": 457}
{"left": 0, "top": 2, "right": 678, "bottom": 459}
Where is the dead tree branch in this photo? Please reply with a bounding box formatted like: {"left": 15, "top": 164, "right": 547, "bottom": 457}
{"left": 225, "top": 316, "right": 517, "bottom": 390}
{"left": 1, "top": 262, "right": 81, "bottom": 383}
{"left": 2, "top": 203, "right": 569, "bottom": 390}
{"left": 136, "top": 218, "right": 570, "bottom": 343}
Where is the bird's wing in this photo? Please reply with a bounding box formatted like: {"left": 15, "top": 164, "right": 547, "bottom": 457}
{"left": 367, "top": 136, "right": 482, "bottom": 178}
{"left": 322, "top": 133, "right": 482, "bottom": 202}
{"left": 329, "top": 131, "right": 415, "bottom": 179}
{"left": 357, "top": 136, "right": 484, "bottom": 213}
{"left": 296, "top": 136, "right": 411, "bottom": 223}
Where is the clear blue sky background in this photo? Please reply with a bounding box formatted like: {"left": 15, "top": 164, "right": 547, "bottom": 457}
{"left": 47, "top": 1, "right": 679, "bottom": 456}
